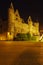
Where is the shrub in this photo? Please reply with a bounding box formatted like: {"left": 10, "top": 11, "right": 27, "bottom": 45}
{"left": 13, "top": 33, "right": 32, "bottom": 41}
{"left": 31, "top": 36, "right": 36, "bottom": 41}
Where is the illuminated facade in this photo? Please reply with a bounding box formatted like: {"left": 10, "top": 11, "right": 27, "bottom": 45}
{"left": 7, "top": 2, "right": 40, "bottom": 40}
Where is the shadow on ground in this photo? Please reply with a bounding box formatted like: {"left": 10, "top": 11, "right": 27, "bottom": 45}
{"left": 13, "top": 48, "right": 41, "bottom": 65}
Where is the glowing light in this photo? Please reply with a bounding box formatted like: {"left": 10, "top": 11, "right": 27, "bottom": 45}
{"left": 39, "top": 34, "right": 43, "bottom": 41}
{"left": 0, "top": 36, "right": 6, "bottom": 40}
{"left": 7, "top": 32, "right": 10, "bottom": 36}
{"left": 0, "top": 37, "right": 2, "bottom": 40}
{"left": 7, "top": 32, "right": 14, "bottom": 40}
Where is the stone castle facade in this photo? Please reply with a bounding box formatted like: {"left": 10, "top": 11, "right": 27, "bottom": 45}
{"left": 7, "top": 2, "right": 40, "bottom": 40}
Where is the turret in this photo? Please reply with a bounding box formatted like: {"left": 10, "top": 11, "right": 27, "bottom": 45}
{"left": 28, "top": 16, "right": 33, "bottom": 25}
{"left": 7, "top": 2, "right": 15, "bottom": 40}
{"left": 34, "top": 22, "right": 40, "bottom": 35}
{"left": 15, "top": 9, "right": 20, "bottom": 18}
{"left": 27, "top": 16, "right": 33, "bottom": 36}
{"left": 15, "top": 9, "right": 22, "bottom": 23}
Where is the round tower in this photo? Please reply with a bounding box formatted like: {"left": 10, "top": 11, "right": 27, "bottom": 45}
{"left": 27, "top": 16, "right": 33, "bottom": 36}
{"left": 34, "top": 22, "right": 40, "bottom": 35}
{"left": 7, "top": 2, "right": 16, "bottom": 40}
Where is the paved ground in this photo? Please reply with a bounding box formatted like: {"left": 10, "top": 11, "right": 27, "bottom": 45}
{"left": 0, "top": 41, "right": 43, "bottom": 65}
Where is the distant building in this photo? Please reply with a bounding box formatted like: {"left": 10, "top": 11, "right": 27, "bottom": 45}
{"left": 7, "top": 2, "right": 40, "bottom": 40}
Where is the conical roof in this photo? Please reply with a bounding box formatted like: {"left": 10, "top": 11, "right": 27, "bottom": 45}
{"left": 15, "top": 9, "right": 20, "bottom": 17}
{"left": 8, "top": 2, "right": 15, "bottom": 13}
{"left": 10, "top": 2, "right": 14, "bottom": 9}
{"left": 28, "top": 16, "right": 32, "bottom": 21}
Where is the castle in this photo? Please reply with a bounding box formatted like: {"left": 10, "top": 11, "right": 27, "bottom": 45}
{"left": 7, "top": 2, "right": 40, "bottom": 40}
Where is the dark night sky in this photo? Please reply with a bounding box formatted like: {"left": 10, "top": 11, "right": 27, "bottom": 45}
{"left": 0, "top": 0, "right": 43, "bottom": 24}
